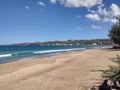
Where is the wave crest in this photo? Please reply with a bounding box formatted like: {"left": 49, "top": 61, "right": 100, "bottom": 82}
{"left": 0, "top": 54, "right": 12, "bottom": 58}
{"left": 33, "top": 48, "right": 86, "bottom": 54}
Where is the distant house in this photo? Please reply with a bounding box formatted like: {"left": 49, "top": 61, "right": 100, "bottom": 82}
{"left": 92, "top": 43, "right": 97, "bottom": 46}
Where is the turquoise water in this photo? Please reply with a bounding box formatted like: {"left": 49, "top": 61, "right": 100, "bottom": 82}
{"left": 0, "top": 46, "right": 106, "bottom": 64}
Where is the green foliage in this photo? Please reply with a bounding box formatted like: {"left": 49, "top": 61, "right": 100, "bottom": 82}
{"left": 109, "top": 25, "right": 120, "bottom": 45}
{"left": 106, "top": 55, "right": 120, "bottom": 81}
{"left": 109, "top": 16, "right": 120, "bottom": 45}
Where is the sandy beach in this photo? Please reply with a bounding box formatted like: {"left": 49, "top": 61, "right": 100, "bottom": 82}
{"left": 0, "top": 48, "right": 120, "bottom": 90}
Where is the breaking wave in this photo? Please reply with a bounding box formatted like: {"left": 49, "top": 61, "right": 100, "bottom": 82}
{"left": 33, "top": 48, "right": 86, "bottom": 54}
{"left": 0, "top": 54, "right": 12, "bottom": 58}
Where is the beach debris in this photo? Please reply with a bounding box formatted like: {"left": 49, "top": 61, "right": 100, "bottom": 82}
{"left": 98, "top": 79, "right": 112, "bottom": 90}
{"left": 91, "top": 79, "right": 120, "bottom": 90}
{"left": 112, "top": 80, "right": 120, "bottom": 90}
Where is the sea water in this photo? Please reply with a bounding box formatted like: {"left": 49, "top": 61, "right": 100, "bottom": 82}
{"left": 0, "top": 46, "right": 106, "bottom": 64}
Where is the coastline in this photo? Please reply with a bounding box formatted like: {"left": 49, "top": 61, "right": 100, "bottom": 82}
{"left": 0, "top": 49, "right": 85, "bottom": 75}
{"left": 0, "top": 46, "right": 109, "bottom": 64}
{"left": 0, "top": 48, "right": 120, "bottom": 90}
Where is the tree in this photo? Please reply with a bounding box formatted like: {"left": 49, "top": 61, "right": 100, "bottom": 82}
{"left": 109, "top": 16, "right": 120, "bottom": 47}
{"left": 116, "top": 16, "right": 120, "bottom": 25}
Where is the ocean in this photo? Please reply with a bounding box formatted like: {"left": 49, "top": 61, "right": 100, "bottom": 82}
{"left": 0, "top": 46, "right": 106, "bottom": 64}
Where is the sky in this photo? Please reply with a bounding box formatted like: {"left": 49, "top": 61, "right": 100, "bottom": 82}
{"left": 0, "top": 0, "right": 120, "bottom": 44}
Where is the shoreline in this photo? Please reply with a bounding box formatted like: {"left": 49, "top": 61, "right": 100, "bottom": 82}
{"left": 0, "top": 48, "right": 119, "bottom": 90}
{"left": 0, "top": 46, "right": 110, "bottom": 64}
{"left": 0, "top": 46, "right": 109, "bottom": 64}
{"left": 0, "top": 47, "right": 88, "bottom": 65}
{"left": 0, "top": 49, "right": 86, "bottom": 75}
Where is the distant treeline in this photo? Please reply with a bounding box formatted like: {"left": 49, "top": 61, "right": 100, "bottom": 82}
{"left": 5, "top": 39, "right": 112, "bottom": 46}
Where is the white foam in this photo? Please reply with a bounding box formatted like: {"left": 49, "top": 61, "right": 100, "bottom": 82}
{"left": 33, "top": 48, "right": 86, "bottom": 54}
{"left": 0, "top": 54, "right": 12, "bottom": 58}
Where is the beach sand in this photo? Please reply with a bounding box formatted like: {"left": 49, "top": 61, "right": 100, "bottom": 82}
{"left": 0, "top": 49, "right": 120, "bottom": 90}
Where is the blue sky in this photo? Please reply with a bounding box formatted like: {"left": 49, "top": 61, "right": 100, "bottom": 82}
{"left": 0, "top": 0, "right": 120, "bottom": 44}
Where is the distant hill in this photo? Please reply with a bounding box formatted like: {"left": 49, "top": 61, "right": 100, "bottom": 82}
{"left": 2, "top": 39, "right": 112, "bottom": 46}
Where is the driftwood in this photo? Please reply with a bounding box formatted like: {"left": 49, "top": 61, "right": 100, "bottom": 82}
{"left": 91, "top": 79, "right": 120, "bottom": 90}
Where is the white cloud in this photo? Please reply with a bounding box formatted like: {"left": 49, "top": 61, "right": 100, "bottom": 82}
{"left": 97, "top": 4, "right": 120, "bottom": 17}
{"left": 110, "top": 4, "right": 120, "bottom": 17}
{"left": 50, "top": 0, "right": 57, "bottom": 3}
{"left": 25, "top": 6, "right": 30, "bottom": 10}
{"left": 103, "top": 18, "right": 118, "bottom": 24}
{"left": 87, "top": 3, "right": 120, "bottom": 23}
{"left": 92, "top": 25, "right": 102, "bottom": 29}
{"left": 98, "top": 4, "right": 120, "bottom": 23}
{"left": 38, "top": 2, "right": 45, "bottom": 6}
{"left": 86, "top": 13, "right": 100, "bottom": 21}
{"left": 49, "top": 0, "right": 102, "bottom": 8}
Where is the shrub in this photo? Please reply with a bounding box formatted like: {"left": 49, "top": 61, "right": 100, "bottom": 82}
{"left": 106, "top": 55, "right": 120, "bottom": 81}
